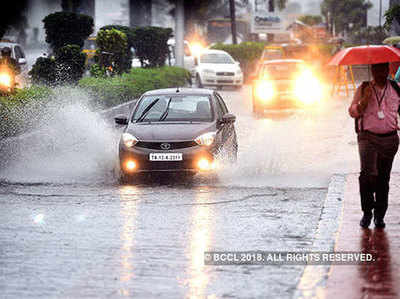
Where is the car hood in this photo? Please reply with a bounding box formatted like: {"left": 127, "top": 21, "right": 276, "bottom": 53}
{"left": 126, "top": 122, "right": 216, "bottom": 141}
{"left": 198, "top": 63, "right": 240, "bottom": 72}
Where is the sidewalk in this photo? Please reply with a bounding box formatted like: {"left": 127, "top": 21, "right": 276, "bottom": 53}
{"left": 325, "top": 173, "right": 400, "bottom": 298}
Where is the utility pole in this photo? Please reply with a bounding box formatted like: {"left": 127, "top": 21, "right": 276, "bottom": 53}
{"left": 379, "top": 0, "right": 382, "bottom": 27}
{"left": 175, "top": 0, "right": 184, "bottom": 67}
{"left": 229, "top": 0, "right": 238, "bottom": 44}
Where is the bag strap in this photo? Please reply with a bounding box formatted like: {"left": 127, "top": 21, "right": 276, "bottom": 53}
{"left": 355, "top": 81, "right": 370, "bottom": 133}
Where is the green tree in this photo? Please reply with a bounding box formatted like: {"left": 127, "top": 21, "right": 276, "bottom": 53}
{"left": 95, "top": 29, "right": 128, "bottom": 75}
{"left": 131, "top": 27, "right": 173, "bottom": 68}
{"left": 321, "top": 0, "right": 372, "bottom": 34}
{"left": 0, "top": 0, "right": 28, "bottom": 39}
{"left": 384, "top": 4, "right": 400, "bottom": 32}
{"left": 298, "top": 15, "right": 323, "bottom": 26}
{"left": 43, "top": 11, "right": 94, "bottom": 50}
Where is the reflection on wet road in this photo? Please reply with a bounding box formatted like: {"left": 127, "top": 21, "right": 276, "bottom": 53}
{"left": 0, "top": 181, "right": 326, "bottom": 298}
{"left": 0, "top": 85, "right": 363, "bottom": 298}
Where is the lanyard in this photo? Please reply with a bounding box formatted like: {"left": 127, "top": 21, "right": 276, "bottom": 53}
{"left": 372, "top": 82, "right": 388, "bottom": 108}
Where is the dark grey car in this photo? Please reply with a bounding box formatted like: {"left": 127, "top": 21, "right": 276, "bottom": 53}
{"left": 115, "top": 88, "right": 237, "bottom": 179}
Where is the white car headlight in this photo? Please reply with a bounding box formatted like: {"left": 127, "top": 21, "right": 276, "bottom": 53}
{"left": 202, "top": 69, "right": 215, "bottom": 74}
{"left": 195, "top": 132, "right": 216, "bottom": 146}
{"left": 236, "top": 69, "right": 243, "bottom": 75}
{"left": 122, "top": 133, "right": 139, "bottom": 147}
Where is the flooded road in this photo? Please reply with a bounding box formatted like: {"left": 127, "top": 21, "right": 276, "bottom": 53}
{"left": 0, "top": 85, "right": 373, "bottom": 298}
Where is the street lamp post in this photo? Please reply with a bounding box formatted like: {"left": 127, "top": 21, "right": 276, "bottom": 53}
{"left": 175, "top": 0, "right": 184, "bottom": 68}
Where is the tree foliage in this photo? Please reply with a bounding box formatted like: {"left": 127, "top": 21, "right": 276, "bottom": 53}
{"left": 95, "top": 29, "right": 128, "bottom": 76}
{"left": 298, "top": 15, "right": 323, "bottom": 26}
{"left": 42, "top": 11, "right": 94, "bottom": 50}
{"left": 0, "top": 0, "right": 28, "bottom": 39}
{"left": 384, "top": 4, "right": 400, "bottom": 32}
{"left": 131, "top": 26, "right": 173, "bottom": 68}
{"left": 321, "top": 0, "right": 372, "bottom": 34}
{"left": 100, "top": 25, "right": 135, "bottom": 73}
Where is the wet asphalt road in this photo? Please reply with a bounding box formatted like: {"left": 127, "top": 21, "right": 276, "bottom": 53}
{"left": 0, "top": 85, "right": 364, "bottom": 298}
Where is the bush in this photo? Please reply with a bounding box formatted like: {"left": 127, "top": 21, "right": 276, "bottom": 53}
{"left": 29, "top": 56, "right": 57, "bottom": 85}
{"left": 43, "top": 11, "right": 94, "bottom": 50}
{"left": 100, "top": 25, "right": 135, "bottom": 73}
{"left": 0, "top": 85, "right": 53, "bottom": 138}
{"left": 131, "top": 26, "right": 173, "bottom": 67}
{"left": 79, "top": 66, "right": 190, "bottom": 107}
{"left": 210, "top": 42, "right": 264, "bottom": 81}
{"left": 95, "top": 28, "right": 128, "bottom": 76}
{"left": 29, "top": 45, "right": 86, "bottom": 85}
{"left": 55, "top": 45, "right": 86, "bottom": 84}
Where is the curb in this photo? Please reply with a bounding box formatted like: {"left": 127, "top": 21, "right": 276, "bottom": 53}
{"left": 292, "top": 174, "right": 346, "bottom": 299}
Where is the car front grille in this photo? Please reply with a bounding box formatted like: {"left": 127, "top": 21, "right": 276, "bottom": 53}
{"left": 135, "top": 141, "right": 197, "bottom": 150}
{"left": 216, "top": 72, "right": 235, "bottom": 76}
{"left": 217, "top": 80, "right": 234, "bottom": 84}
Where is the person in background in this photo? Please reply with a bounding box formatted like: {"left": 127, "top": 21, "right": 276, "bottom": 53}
{"left": 348, "top": 62, "right": 400, "bottom": 229}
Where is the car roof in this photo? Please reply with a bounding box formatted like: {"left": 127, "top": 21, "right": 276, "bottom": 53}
{"left": 262, "top": 59, "right": 304, "bottom": 65}
{"left": 142, "top": 87, "right": 215, "bottom": 96}
{"left": 0, "top": 42, "right": 18, "bottom": 48}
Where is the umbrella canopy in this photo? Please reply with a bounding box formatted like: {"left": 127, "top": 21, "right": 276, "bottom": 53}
{"left": 382, "top": 36, "right": 400, "bottom": 45}
{"left": 328, "top": 45, "right": 400, "bottom": 66}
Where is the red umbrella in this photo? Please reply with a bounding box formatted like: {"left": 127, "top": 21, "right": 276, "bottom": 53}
{"left": 328, "top": 45, "right": 400, "bottom": 66}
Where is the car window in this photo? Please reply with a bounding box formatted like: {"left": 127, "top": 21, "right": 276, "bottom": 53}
{"left": 215, "top": 93, "right": 228, "bottom": 115}
{"left": 200, "top": 53, "right": 234, "bottom": 64}
{"left": 262, "top": 62, "right": 304, "bottom": 80}
{"left": 14, "top": 46, "right": 25, "bottom": 59}
{"left": 132, "top": 95, "right": 213, "bottom": 122}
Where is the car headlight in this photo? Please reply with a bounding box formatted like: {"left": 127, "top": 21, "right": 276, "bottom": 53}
{"left": 202, "top": 69, "right": 215, "bottom": 74}
{"left": 0, "top": 73, "right": 12, "bottom": 87}
{"left": 294, "top": 70, "right": 322, "bottom": 104}
{"left": 122, "top": 133, "right": 139, "bottom": 147}
{"left": 236, "top": 69, "right": 242, "bottom": 75}
{"left": 255, "top": 81, "right": 274, "bottom": 102}
{"left": 195, "top": 132, "right": 216, "bottom": 146}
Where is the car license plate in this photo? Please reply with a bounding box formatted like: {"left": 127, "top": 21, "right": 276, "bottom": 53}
{"left": 149, "top": 153, "right": 183, "bottom": 161}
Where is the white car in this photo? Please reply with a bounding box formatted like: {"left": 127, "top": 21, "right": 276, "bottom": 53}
{"left": 0, "top": 41, "right": 28, "bottom": 72}
{"left": 194, "top": 49, "right": 243, "bottom": 90}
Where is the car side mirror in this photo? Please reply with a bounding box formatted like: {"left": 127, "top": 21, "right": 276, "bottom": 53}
{"left": 18, "top": 58, "right": 27, "bottom": 65}
{"left": 114, "top": 114, "right": 129, "bottom": 125}
{"left": 222, "top": 113, "right": 236, "bottom": 123}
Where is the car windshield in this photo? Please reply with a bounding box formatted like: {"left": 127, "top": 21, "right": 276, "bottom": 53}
{"left": 132, "top": 95, "right": 213, "bottom": 122}
{"left": 261, "top": 62, "right": 304, "bottom": 80}
{"left": 262, "top": 50, "right": 283, "bottom": 60}
{"left": 200, "top": 53, "right": 234, "bottom": 64}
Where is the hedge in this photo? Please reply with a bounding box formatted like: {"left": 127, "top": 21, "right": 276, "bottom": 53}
{"left": 79, "top": 66, "right": 191, "bottom": 107}
{"left": 0, "top": 66, "right": 191, "bottom": 139}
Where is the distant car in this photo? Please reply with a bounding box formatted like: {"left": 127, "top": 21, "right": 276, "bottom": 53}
{"left": 251, "top": 59, "right": 323, "bottom": 114}
{"left": 115, "top": 88, "right": 238, "bottom": 180}
{"left": 194, "top": 49, "right": 243, "bottom": 90}
{"left": 0, "top": 40, "right": 28, "bottom": 72}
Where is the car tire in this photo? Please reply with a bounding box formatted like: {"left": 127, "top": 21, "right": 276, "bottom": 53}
{"left": 195, "top": 74, "right": 203, "bottom": 88}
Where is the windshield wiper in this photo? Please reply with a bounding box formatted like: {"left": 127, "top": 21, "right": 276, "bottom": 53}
{"left": 159, "top": 97, "right": 172, "bottom": 121}
{"left": 136, "top": 98, "right": 159, "bottom": 122}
